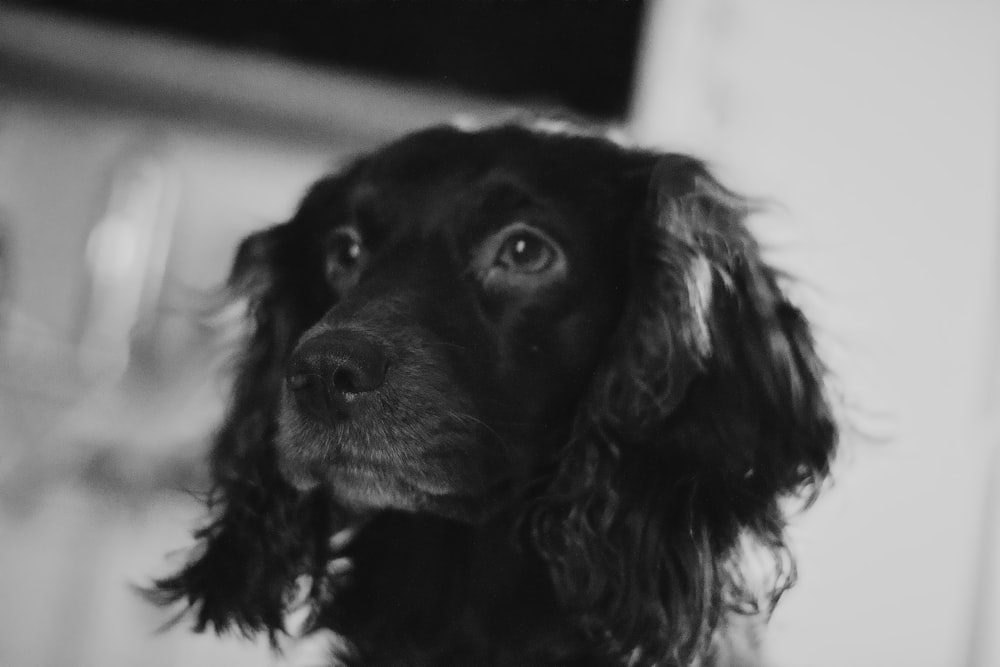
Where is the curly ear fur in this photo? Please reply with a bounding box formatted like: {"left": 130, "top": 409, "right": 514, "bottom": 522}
{"left": 149, "top": 226, "right": 337, "bottom": 642}
{"left": 528, "top": 155, "right": 837, "bottom": 665}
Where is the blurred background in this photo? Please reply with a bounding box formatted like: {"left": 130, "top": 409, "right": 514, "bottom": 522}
{"left": 0, "top": 1, "right": 997, "bottom": 666}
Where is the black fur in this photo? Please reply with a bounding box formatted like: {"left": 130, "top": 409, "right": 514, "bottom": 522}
{"left": 151, "top": 123, "right": 837, "bottom": 666}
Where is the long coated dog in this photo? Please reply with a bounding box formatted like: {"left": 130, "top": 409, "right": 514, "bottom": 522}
{"left": 152, "top": 121, "right": 837, "bottom": 666}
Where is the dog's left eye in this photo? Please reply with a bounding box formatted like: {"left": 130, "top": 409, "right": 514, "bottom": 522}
{"left": 495, "top": 230, "right": 556, "bottom": 273}
{"left": 472, "top": 222, "right": 567, "bottom": 292}
{"left": 481, "top": 223, "right": 566, "bottom": 285}
{"left": 325, "top": 228, "right": 366, "bottom": 288}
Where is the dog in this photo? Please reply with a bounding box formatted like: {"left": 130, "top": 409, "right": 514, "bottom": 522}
{"left": 151, "top": 121, "right": 837, "bottom": 666}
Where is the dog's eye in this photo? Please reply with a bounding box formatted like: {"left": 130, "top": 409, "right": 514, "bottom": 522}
{"left": 476, "top": 223, "right": 566, "bottom": 288}
{"left": 495, "top": 231, "right": 556, "bottom": 273}
{"left": 325, "top": 228, "right": 366, "bottom": 286}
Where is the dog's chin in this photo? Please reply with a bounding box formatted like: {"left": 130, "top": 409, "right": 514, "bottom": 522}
{"left": 276, "top": 404, "right": 511, "bottom": 522}
{"left": 277, "top": 446, "right": 501, "bottom": 524}
{"left": 278, "top": 458, "right": 324, "bottom": 492}
{"left": 327, "top": 466, "right": 503, "bottom": 524}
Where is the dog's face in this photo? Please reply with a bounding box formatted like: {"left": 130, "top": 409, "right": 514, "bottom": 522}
{"left": 157, "top": 123, "right": 837, "bottom": 665}
{"left": 265, "top": 127, "right": 645, "bottom": 518}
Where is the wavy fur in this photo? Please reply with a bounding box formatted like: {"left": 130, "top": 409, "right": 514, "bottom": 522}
{"left": 150, "top": 124, "right": 836, "bottom": 666}
{"left": 529, "top": 156, "right": 834, "bottom": 665}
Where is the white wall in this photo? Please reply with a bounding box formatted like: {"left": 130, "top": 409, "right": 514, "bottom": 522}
{"left": 0, "top": 96, "right": 334, "bottom": 667}
{"left": 633, "top": 2, "right": 1000, "bottom": 666}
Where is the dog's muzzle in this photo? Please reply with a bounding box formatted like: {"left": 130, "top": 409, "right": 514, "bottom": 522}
{"left": 285, "top": 329, "right": 389, "bottom": 426}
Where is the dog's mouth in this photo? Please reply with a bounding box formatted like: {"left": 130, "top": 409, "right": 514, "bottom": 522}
{"left": 281, "top": 451, "right": 510, "bottom": 524}
{"left": 277, "top": 453, "right": 327, "bottom": 492}
{"left": 277, "top": 447, "right": 403, "bottom": 497}
{"left": 275, "top": 413, "right": 512, "bottom": 520}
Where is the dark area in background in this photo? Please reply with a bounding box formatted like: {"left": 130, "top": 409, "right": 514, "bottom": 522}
{"left": 9, "top": 1, "right": 646, "bottom": 118}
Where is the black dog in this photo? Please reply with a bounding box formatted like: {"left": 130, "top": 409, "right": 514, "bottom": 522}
{"left": 153, "top": 122, "right": 837, "bottom": 666}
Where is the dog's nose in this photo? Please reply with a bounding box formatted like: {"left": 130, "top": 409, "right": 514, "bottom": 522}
{"left": 286, "top": 331, "right": 389, "bottom": 423}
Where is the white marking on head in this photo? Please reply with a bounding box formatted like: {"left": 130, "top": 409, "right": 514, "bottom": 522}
{"left": 528, "top": 117, "right": 587, "bottom": 136}
{"left": 450, "top": 113, "right": 485, "bottom": 132}
{"left": 449, "top": 113, "right": 634, "bottom": 147}
{"left": 525, "top": 117, "right": 634, "bottom": 147}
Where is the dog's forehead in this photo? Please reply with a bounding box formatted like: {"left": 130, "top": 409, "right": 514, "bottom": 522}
{"left": 350, "top": 128, "right": 495, "bottom": 215}
{"left": 344, "top": 125, "right": 644, "bottom": 234}
{"left": 362, "top": 125, "right": 635, "bottom": 182}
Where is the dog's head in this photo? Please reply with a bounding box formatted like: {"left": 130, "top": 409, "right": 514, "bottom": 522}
{"left": 155, "top": 123, "right": 836, "bottom": 664}
{"left": 270, "top": 127, "right": 643, "bottom": 519}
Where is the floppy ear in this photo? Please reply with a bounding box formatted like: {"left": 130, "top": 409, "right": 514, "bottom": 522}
{"left": 149, "top": 224, "right": 337, "bottom": 642}
{"left": 528, "top": 155, "right": 837, "bottom": 665}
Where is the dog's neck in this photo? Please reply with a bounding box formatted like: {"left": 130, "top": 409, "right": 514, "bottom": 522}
{"left": 322, "top": 510, "right": 614, "bottom": 667}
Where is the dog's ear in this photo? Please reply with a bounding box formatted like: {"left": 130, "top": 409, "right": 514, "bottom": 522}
{"left": 149, "top": 223, "right": 336, "bottom": 642}
{"left": 528, "top": 155, "right": 837, "bottom": 665}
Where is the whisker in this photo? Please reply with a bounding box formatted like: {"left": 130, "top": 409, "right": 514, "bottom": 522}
{"left": 421, "top": 340, "right": 472, "bottom": 354}
{"left": 443, "top": 410, "right": 516, "bottom": 462}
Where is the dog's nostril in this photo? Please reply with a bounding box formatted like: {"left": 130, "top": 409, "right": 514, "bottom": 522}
{"left": 330, "top": 355, "right": 387, "bottom": 394}
{"left": 329, "top": 359, "right": 389, "bottom": 394}
{"left": 331, "top": 366, "right": 360, "bottom": 394}
{"left": 287, "top": 372, "right": 335, "bottom": 423}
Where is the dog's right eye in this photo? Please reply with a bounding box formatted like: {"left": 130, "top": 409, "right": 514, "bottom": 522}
{"left": 325, "top": 228, "right": 366, "bottom": 289}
